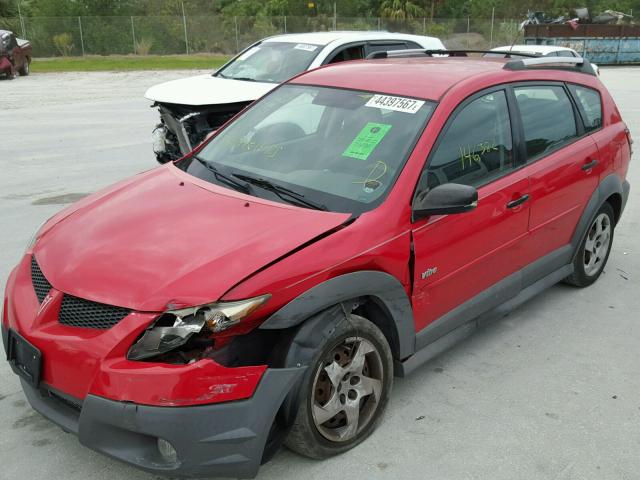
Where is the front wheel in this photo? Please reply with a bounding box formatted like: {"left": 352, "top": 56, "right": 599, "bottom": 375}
{"left": 285, "top": 314, "right": 393, "bottom": 459}
{"left": 565, "top": 202, "right": 615, "bottom": 287}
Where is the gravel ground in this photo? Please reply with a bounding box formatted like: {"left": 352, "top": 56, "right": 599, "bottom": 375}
{"left": 0, "top": 68, "right": 639, "bottom": 480}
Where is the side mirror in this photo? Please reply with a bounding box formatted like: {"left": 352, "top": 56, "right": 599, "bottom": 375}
{"left": 412, "top": 183, "right": 478, "bottom": 222}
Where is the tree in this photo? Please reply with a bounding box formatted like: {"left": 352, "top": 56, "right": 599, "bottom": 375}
{"left": 380, "top": 0, "right": 425, "bottom": 19}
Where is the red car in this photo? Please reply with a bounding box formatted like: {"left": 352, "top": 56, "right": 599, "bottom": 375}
{"left": 3, "top": 52, "right": 631, "bottom": 478}
{"left": 0, "top": 29, "right": 31, "bottom": 78}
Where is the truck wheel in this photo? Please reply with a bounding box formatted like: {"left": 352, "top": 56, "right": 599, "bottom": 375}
{"left": 565, "top": 202, "right": 615, "bottom": 287}
{"left": 19, "top": 58, "right": 30, "bottom": 76}
{"left": 285, "top": 314, "right": 393, "bottom": 459}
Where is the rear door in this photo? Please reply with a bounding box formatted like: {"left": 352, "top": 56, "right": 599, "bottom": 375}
{"left": 512, "top": 83, "right": 602, "bottom": 268}
{"left": 568, "top": 83, "right": 625, "bottom": 177}
{"left": 411, "top": 88, "right": 530, "bottom": 336}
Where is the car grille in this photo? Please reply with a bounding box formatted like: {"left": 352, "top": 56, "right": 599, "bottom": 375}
{"left": 31, "top": 256, "right": 52, "bottom": 303}
{"left": 31, "top": 256, "right": 131, "bottom": 329}
{"left": 58, "top": 294, "right": 131, "bottom": 329}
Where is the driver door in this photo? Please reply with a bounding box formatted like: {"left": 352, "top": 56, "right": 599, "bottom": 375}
{"left": 411, "top": 88, "right": 531, "bottom": 337}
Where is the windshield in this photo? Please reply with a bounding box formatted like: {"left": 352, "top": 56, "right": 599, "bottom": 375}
{"left": 216, "top": 41, "right": 322, "bottom": 83}
{"left": 180, "top": 84, "right": 435, "bottom": 214}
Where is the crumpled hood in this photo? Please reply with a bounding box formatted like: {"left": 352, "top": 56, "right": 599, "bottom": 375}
{"left": 144, "top": 73, "right": 275, "bottom": 106}
{"left": 33, "top": 165, "right": 350, "bottom": 312}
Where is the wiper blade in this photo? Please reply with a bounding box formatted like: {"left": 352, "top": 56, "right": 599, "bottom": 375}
{"left": 232, "top": 173, "right": 327, "bottom": 211}
{"left": 193, "top": 156, "right": 251, "bottom": 194}
{"left": 227, "top": 76, "right": 257, "bottom": 82}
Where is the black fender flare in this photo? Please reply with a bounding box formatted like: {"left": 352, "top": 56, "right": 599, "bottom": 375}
{"left": 570, "top": 174, "right": 625, "bottom": 259}
{"left": 260, "top": 271, "right": 415, "bottom": 360}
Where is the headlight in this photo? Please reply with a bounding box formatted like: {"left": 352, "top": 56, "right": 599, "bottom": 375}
{"left": 127, "top": 294, "right": 270, "bottom": 361}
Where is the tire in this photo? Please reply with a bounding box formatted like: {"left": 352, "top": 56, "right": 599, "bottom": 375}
{"left": 565, "top": 202, "right": 615, "bottom": 287}
{"left": 284, "top": 314, "right": 393, "bottom": 459}
{"left": 19, "top": 58, "right": 30, "bottom": 76}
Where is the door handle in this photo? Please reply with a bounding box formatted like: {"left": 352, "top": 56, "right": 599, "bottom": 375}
{"left": 581, "top": 159, "right": 599, "bottom": 171}
{"left": 507, "top": 194, "right": 530, "bottom": 209}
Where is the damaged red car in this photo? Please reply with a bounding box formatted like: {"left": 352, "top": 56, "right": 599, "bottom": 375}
{"left": 0, "top": 29, "right": 31, "bottom": 78}
{"left": 3, "top": 51, "right": 631, "bottom": 478}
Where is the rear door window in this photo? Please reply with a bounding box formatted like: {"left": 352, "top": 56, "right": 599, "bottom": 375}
{"left": 366, "top": 41, "right": 421, "bottom": 56}
{"left": 426, "top": 90, "right": 514, "bottom": 189}
{"left": 555, "top": 50, "right": 577, "bottom": 57}
{"left": 568, "top": 85, "right": 602, "bottom": 133}
{"left": 514, "top": 85, "right": 578, "bottom": 160}
{"left": 326, "top": 45, "right": 365, "bottom": 63}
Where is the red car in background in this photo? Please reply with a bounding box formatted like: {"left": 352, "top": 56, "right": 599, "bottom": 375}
{"left": 0, "top": 29, "right": 31, "bottom": 78}
{"left": 3, "top": 51, "right": 632, "bottom": 478}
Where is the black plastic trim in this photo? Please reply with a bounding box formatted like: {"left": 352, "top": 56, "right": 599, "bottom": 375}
{"left": 19, "top": 367, "right": 305, "bottom": 479}
{"left": 398, "top": 258, "right": 574, "bottom": 377}
{"left": 260, "top": 271, "right": 415, "bottom": 360}
{"left": 570, "top": 173, "right": 625, "bottom": 258}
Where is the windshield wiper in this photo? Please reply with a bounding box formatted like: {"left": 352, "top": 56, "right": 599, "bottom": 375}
{"left": 232, "top": 173, "right": 327, "bottom": 211}
{"left": 193, "top": 156, "right": 252, "bottom": 194}
{"left": 227, "top": 76, "right": 257, "bottom": 82}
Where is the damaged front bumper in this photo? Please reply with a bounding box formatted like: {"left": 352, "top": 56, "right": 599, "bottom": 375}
{"left": 2, "top": 258, "right": 306, "bottom": 478}
{"left": 14, "top": 359, "right": 303, "bottom": 478}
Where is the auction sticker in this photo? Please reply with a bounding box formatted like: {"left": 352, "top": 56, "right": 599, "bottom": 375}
{"left": 294, "top": 43, "right": 318, "bottom": 52}
{"left": 343, "top": 122, "right": 392, "bottom": 161}
{"left": 365, "top": 95, "right": 425, "bottom": 114}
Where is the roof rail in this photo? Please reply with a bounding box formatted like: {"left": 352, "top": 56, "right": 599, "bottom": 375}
{"left": 503, "top": 56, "right": 597, "bottom": 76}
{"left": 366, "top": 49, "right": 540, "bottom": 60}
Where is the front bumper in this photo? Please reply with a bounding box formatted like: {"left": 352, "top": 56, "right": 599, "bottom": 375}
{"left": 2, "top": 256, "right": 307, "bottom": 478}
{"left": 17, "top": 365, "right": 304, "bottom": 478}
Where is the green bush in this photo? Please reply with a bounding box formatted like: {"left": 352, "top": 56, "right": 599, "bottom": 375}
{"left": 53, "top": 32, "right": 74, "bottom": 56}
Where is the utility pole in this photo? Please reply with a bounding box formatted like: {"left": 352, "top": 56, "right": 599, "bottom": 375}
{"left": 78, "top": 17, "right": 85, "bottom": 56}
{"left": 333, "top": 2, "right": 337, "bottom": 31}
{"left": 17, "top": 1, "right": 26, "bottom": 37}
{"left": 182, "top": 1, "right": 189, "bottom": 54}
{"left": 131, "top": 16, "right": 136, "bottom": 54}
{"left": 489, "top": 6, "right": 495, "bottom": 48}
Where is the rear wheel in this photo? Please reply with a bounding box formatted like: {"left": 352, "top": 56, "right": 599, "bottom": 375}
{"left": 19, "top": 57, "right": 30, "bottom": 76}
{"left": 565, "top": 202, "right": 614, "bottom": 287}
{"left": 285, "top": 315, "right": 393, "bottom": 459}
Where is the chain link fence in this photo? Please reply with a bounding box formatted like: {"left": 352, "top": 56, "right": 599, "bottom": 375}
{"left": 0, "top": 15, "right": 523, "bottom": 57}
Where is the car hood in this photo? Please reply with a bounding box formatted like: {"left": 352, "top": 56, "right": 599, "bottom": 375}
{"left": 144, "top": 73, "right": 275, "bottom": 106}
{"left": 33, "top": 165, "right": 350, "bottom": 312}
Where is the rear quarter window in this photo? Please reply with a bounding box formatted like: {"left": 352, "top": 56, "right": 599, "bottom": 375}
{"left": 568, "top": 85, "right": 602, "bottom": 133}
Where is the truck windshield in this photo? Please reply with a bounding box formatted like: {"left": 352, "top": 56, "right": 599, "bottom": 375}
{"left": 181, "top": 84, "right": 435, "bottom": 214}
{"left": 216, "top": 42, "right": 322, "bottom": 83}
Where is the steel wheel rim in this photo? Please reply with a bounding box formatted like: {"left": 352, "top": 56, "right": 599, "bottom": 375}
{"left": 311, "top": 336, "right": 384, "bottom": 443}
{"left": 583, "top": 212, "right": 611, "bottom": 277}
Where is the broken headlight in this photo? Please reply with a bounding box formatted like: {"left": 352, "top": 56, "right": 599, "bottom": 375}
{"left": 127, "top": 294, "right": 270, "bottom": 361}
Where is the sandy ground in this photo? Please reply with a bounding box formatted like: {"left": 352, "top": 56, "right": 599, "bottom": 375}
{"left": 0, "top": 67, "right": 639, "bottom": 480}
